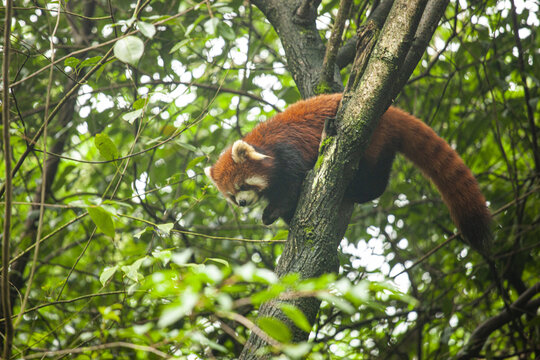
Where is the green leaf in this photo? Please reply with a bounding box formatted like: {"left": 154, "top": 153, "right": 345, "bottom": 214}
{"left": 152, "top": 249, "right": 172, "bottom": 266}
{"left": 133, "top": 98, "right": 147, "bottom": 110}
{"left": 205, "top": 258, "right": 230, "bottom": 267}
{"left": 186, "top": 156, "right": 205, "bottom": 171}
{"left": 191, "top": 332, "right": 228, "bottom": 353}
{"left": 169, "top": 39, "right": 190, "bottom": 54}
{"left": 122, "top": 109, "right": 143, "bottom": 124}
{"left": 100, "top": 266, "right": 119, "bottom": 286}
{"left": 156, "top": 222, "right": 174, "bottom": 235}
{"left": 217, "top": 22, "right": 235, "bottom": 41}
{"left": 88, "top": 206, "right": 115, "bottom": 238}
{"left": 95, "top": 59, "right": 115, "bottom": 80}
{"left": 283, "top": 343, "right": 312, "bottom": 359}
{"left": 137, "top": 21, "right": 156, "bottom": 39}
{"left": 176, "top": 141, "right": 198, "bottom": 153}
{"left": 64, "top": 57, "right": 80, "bottom": 68}
{"left": 279, "top": 304, "right": 312, "bottom": 332}
{"left": 121, "top": 257, "right": 147, "bottom": 282}
{"left": 134, "top": 226, "right": 153, "bottom": 239}
{"left": 203, "top": 18, "right": 219, "bottom": 35}
{"left": 114, "top": 36, "right": 144, "bottom": 65}
{"left": 317, "top": 293, "right": 355, "bottom": 314}
{"left": 171, "top": 249, "right": 194, "bottom": 266}
{"left": 94, "top": 133, "right": 119, "bottom": 161}
{"left": 80, "top": 56, "right": 102, "bottom": 68}
{"left": 158, "top": 290, "right": 198, "bottom": 327}
{"left": 257, "top": 317, "right": 291, "bottom": 343}
{"left": 184, "top": 14, "right": 205, "bottom": 37}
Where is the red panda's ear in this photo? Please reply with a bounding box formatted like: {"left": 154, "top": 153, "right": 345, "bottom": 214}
{"left": 231, "top": 140, "right": 269, "bottom": 163}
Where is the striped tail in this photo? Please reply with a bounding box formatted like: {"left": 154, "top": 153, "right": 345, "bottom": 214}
{"left": 375, "top": 107, "right": 492, "bottom": 253}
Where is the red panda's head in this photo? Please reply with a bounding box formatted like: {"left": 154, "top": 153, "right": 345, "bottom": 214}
{"left": 205, "top": 140, "right": 273, "bottom": 207}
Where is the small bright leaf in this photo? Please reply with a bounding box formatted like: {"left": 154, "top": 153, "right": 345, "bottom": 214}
{"left": 121, "top": 257, "right": 147, "bottom": 282}
{"left": 158, "top": 290, "right": 198, "bottom": 328}
{"left": 169, "top": 39, "right": 190, "bottom": 54}
{"left": 280, "top": 304, "right": 312, "bottom": 332}
{"left": 203, "top": 18, "right": 219, "bottom": 35}
{"left": 122, "top": 109, "right": 143, "bottom": 124}
{"left": 171, "top": 249, "right": 194, "bottom": 266}
{"left": 186, "top": 156, "right": 205, "bottom": 171}
{"left": 257, "top": 317, "right": 291, "bottom": 343}
{"left": 317, "top": 293, "right": 355, "bottom": 314}
{"left": 157, "top": 223, "right": 174, "bottom": 235}
{"left": 114, "top": 36, "right": 144, "bottom": 65}
{"left": 205, "top": 258, "right": 230, "bottom": 267}
{"left": 217, "top": 22, "right": 235, "bottom": 41}
{"left": 138, "top": 21, "right": 156, "bottom": 38}
{"left": 100, "top": 266, "right": 119, "bottom": 286}
{"left": 133, "top": 98, "right": 147, "bottom": 110}
{"left": 94, "top": 133, "right": 119, "bottom": 161}
{"left": 88, "top": 206, "right": 115, "bottom": 238}
{"left": 64, "top": 57, "right": 80, "bottom": 68}
{"left": 80, "top": 56, "right": 102, "bottom": 68}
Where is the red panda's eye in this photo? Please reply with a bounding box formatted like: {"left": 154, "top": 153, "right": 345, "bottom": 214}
{"left": 239, "top": 185, "right": 248, "bottom": 191}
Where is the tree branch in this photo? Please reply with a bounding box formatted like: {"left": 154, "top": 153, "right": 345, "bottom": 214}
{"left": 335, "top": 0, "right": 393, "bottom": 69}
{"left": 321, "top": 0, "right": 353, "bottom": 87}
{"left": 251, "top": 0, "right": 343, "bottom": 97}
{"left": 456, "top": 282, "right": 540, "bottom": 359}
{"left": 394, "top": 0, "right": 450, "bottom": 96}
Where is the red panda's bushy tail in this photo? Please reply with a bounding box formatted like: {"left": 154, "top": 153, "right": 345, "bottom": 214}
{"left": 371, "top": 107, "right": 492, "bottom": 253}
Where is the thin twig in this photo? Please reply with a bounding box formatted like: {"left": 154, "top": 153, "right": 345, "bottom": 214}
{"left": 22, "top": 341, "right": 172, "bottom": 359}
{"left": 14, "top": 2, "right": 62, "bottom": 330}
{"left": 3, "top": 290, "right": 135, "bottom": 322}
{"left": 8, "top": 2, "right": 204, "bottom": 89}
{"left": 216, "top": 311, "right": 282, "bottom": 349}
{"left": 391, "top": 185, "right": 540, "bottom": 279}
{"left": 0, "top": 46, "right": 114, "bottom": 200}
{"left": 509, "top": 0, "right": 539, "bottom": 173}
{"left": 1, "top": 0, "right": 15, "bottom": 357}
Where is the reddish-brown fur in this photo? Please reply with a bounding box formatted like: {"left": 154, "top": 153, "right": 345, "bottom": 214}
{"left": 208, "top": 94, "right": 491, "bottom": 251}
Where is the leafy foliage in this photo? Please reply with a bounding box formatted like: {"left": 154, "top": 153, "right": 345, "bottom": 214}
{"left": 1, "top": 0, "right": 539, "bottom": 359}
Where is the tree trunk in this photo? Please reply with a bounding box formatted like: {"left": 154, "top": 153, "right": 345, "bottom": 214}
{"left": 240, "top": 0, "right": 448, "bottom": 358}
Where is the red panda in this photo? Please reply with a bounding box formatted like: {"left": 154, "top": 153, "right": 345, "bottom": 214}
{"left": 205, "top": 93, "right": 491, "bottom": 252}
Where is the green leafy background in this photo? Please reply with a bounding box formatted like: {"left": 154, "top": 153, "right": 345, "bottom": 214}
{"left": 1, "top": 0, "right": 539, "bottom": 358}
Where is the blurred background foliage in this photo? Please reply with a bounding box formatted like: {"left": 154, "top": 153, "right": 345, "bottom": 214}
{"left": 1, "top": 0, "right": 539, "bottom": 358}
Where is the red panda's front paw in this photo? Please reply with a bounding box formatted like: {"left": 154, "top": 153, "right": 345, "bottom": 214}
{"left": 262, "top": 206, "right": 280, "bottom": 225}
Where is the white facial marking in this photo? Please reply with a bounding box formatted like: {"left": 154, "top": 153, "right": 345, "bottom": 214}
{"left": 235, "top": 190, "right": 259, "bottom": 207}
{"left": 245, "top": 176, "right": 268, "bottom": 189}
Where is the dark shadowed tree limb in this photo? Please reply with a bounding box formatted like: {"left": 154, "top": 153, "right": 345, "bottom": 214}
{"left": 336, "top": 0, "right": 449, "bottom": 80}
{"left": 321, "top": 0, "right": 353, "bottom": 87}
{"left": 336, "top": 0, "right": 394, "bottom": 69}
{"left": 394, "top": 0, "right": 450, "bottom": 94}
{"left": 456, "top": 282, "right": 540, "bottom": 360}
{"left": 251, "top": 0, "right": 343, "bottom": 97}
{"left": 239, "top": 0, "right": 439, "bottom": 358}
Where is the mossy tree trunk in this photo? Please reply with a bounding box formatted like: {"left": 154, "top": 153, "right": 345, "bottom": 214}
{"left": 240, "top": 0, "right": 449, "bottom": 358}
